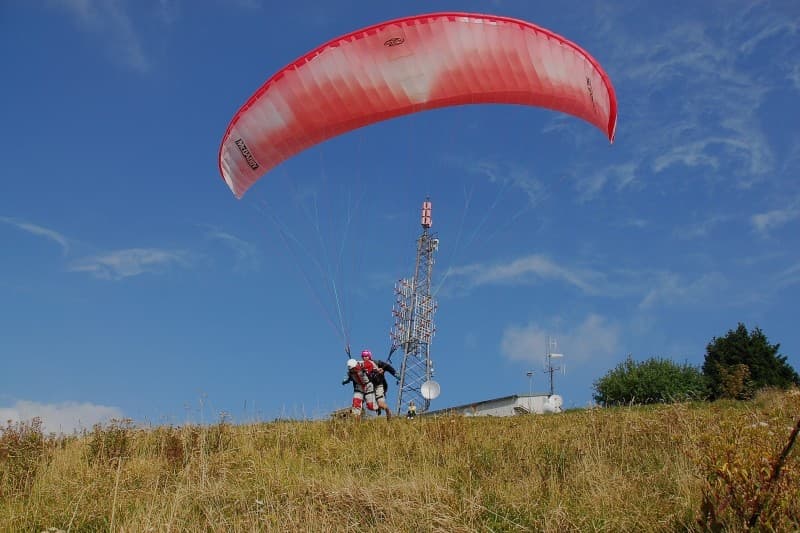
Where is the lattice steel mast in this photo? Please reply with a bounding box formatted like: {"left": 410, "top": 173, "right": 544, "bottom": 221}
{"left": 390, "top": 199, "right": 438, "bottom": 414}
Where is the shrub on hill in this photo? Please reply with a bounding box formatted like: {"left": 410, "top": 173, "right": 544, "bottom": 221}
{"left": 593, "top": 355, "right": 707, "bottom": 406}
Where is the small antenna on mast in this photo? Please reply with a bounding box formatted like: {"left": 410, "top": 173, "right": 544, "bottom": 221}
{"left": 421, "top": 198, "right": 432, "bottom": 228}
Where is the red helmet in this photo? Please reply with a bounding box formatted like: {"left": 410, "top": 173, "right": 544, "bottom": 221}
{"left": 360, "top": 349, "right": 372, "bottom": 360}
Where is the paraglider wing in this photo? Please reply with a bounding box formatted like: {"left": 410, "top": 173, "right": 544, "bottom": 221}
{"left": 218, "top": 12, "right": 618, "bottom": 198}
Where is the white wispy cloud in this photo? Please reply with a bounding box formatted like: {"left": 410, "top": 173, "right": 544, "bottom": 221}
{"left": 623, "top": 22, "right": 727, "bottom": 86}
{"left": 53, "top": 0, "right": 150, "bottom": 72}
{"left": 738, "top": 12, "right": 798, "bottom": 55}
{"left": 643, "top": 40, "right": 773, "bottom": 184}
{"left": 69, "top": 248, "right": 190, "bottom": 279}
{"left": 445, "top": 254, "right": 605, "bottom": 294}
{"left": 751, "top": 204, "right": 800, "bottom": 235}
{"left": 443, "top": 252, "right": 741, "bottom": 311}
{"left": 585, "top": 3, "right": 796, "bottom": 196}
{"left": 775, "top": 262, "right": 800, "bottom": 288}
{"left": 442, "top": 155, "right": 551, "bottom": 208}
{"left": 782, "top": 138, "right": 800, "bottom": 177}
{"left": 615, "top": 218, "right": 649, "bottom": 229}
{"left": 222, "top": 0, "right": 262, "bottom": 8}
{"left": 575, "top": 162, "right": 638, "bottom": 202}
{"left": 651, "top": 138, "right": 722, "bottom": 174}
{"left": 540, "top": 113, "right": 600, "bottom": 146}
{"left": 0, "top": 216, "right": 70, "bottom": 255}
{"left": 443, "top": 4, "right": 793, "bottom": 205}
{"left": 206, "top": 229, "right": 260, "bottom": 271}
{"left": 673, "top": 214, "right": 731, "bottom": 240}
{"left": 463, "top": 331, "right": 479, "bottom": 350}
{"left": 0, "top": 400, "right": 123, "bottom": 434}
{"left": 472, "top": 160, "right": 548, "bottom": 207}
{"left": 156, "top": 0, "right": 181, "bottom": 24}
{"left": 639, "top": 271, "right": 728, "bottom": 309}
{"left": 500, "top": 314, "right": 620, "bottom": 364}
{"left": 790, "top": 64, "right": 800, "bottom": 91}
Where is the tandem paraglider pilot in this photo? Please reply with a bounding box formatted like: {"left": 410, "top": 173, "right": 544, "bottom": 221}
{"left": 361, "top": 349, "right": 397, "bottom": 419}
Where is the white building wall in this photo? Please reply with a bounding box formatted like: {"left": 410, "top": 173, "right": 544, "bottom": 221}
{"left": 428, "top": 394, "right": 561, "bottom": 417}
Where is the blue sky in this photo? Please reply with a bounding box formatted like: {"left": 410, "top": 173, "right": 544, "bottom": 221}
{"left": 1, "top": 0, "right": 799, "bottom": 432}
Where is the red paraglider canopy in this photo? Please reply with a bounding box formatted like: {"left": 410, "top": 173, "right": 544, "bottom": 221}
{"left": 219, "top": 12, "right": 618, "bottom": 198}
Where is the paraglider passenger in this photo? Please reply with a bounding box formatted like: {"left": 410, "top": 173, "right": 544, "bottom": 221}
{"left": 342, "top": 358, "right": 376, "bottom": 421}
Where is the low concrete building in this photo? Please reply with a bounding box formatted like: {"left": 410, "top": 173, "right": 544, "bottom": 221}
{"left": 426, "top": 393, "right": 563, "bottom": 417}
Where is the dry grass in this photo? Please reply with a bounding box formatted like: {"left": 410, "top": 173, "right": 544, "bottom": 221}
{"left": 1, "top": 388, "right": 798, "bottom": 532}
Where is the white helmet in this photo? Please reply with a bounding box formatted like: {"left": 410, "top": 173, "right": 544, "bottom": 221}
{"left": 346, "top": 358, "right": 358, "bottom": 369}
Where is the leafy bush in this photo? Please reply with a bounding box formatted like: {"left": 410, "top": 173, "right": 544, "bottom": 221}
{"left": 593, "top": 355, "right": 707, "bottom": 406}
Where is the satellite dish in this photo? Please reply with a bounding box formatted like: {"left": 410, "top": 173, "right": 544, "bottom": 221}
{"left": 420, "top": 380, "right": 441, "bottom": 400}
{"left": 542, "top": 395, "right": 563, "bottom": 413}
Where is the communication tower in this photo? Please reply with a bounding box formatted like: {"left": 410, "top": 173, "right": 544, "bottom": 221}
{"left": 390, "top": 199, "right": 439, "bottom": 414}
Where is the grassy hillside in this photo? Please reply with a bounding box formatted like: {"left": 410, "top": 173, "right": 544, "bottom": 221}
{"left": 2, "top": 389, "right": 798, "bottom": 532}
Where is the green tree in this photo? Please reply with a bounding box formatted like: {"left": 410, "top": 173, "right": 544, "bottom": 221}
{"left": 703, "top": 323, "right": 800, "bottom": 400}
{"left": 593, "top": 355, "right": 707, "bottom": 406}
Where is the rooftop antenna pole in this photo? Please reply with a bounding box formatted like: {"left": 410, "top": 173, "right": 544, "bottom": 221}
{"left": 526, "top": 370, "right": 535, "bottom": 412}
{"left": 545, "top": 336, "right": 564, "bottom": 397}
{"left": 390, "top": 198, "right": 439, "bottom": 414}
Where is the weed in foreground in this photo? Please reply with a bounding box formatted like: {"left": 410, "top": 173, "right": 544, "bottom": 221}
{"left": 0, "top": 417, "right": 49, "bottom": 497}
